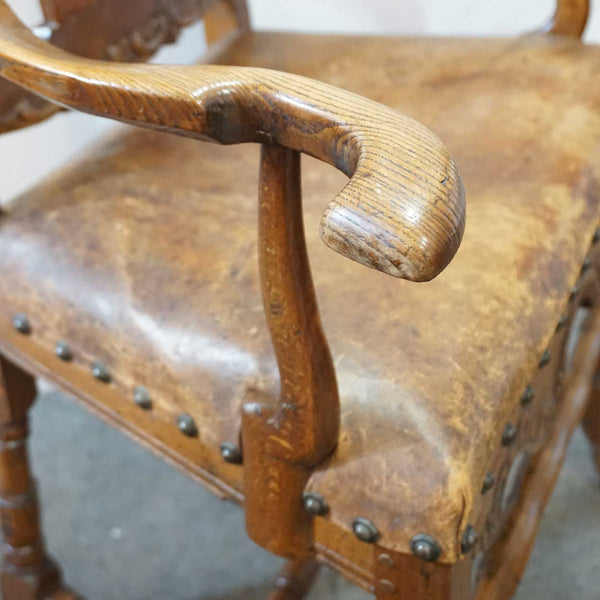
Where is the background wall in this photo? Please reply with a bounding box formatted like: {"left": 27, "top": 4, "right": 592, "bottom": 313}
{"left": 0, "top": 0, "right": 597, "bottom": 202}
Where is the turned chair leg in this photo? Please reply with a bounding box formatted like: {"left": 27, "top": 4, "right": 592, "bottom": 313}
{"left": 268, "top": 557, "right": 320, "bottom": 600}
{"left": 0, "top": 355, "right": 77, "bottom": 600}
{"left": 583, "top": 361, "right": 600, "bottom": 474}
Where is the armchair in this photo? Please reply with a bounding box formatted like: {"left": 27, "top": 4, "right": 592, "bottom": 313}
{"left": 0, "top": 0, "right": 598, "bottom": 599}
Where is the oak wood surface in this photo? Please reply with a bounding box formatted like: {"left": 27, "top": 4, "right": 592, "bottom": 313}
{"left": 0, "top": 0, "right": 247, "bottom": 132}
{"left": 547, "top": 0, "right": 590, "bottom": 37}
{"left": 0, "top": 0, "right": 465, "bottom": 283}
{"left": 243, "top": 144, "right": 339, "bottom": 557}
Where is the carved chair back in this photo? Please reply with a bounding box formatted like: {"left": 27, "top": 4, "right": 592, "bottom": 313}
{"left": 0, "top": 0, "right": 248, "bottom": 131}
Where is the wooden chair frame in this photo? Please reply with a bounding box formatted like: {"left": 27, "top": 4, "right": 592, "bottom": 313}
{"left": 0, "top": 1, "right": 597, "bottom": 599}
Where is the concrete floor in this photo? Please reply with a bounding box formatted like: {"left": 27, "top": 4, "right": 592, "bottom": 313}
{"left": 21, "top": 386, "right": 600, "bottom": 600}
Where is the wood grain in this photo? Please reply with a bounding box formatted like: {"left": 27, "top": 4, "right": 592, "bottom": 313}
{"left": 0, "top": 356, "right": 67, "bottom": 599}
{"left": 243, "top": 144, "right": 339, "bottom": 557}
{"left": 546, "top": 0, "right": 589, "bottom": 37}
{"left": 0, "top": 0, "right": 465, "bottom": 282}
{"left": 257, "top": 145, "right": 339, "bottom": 468}
{"left": 0, "top": 0, "right": 244, "bottom": 133}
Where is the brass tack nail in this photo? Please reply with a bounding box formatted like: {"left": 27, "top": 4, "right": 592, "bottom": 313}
{"left": 352, "top": 517, "right": 379, "bottom": 543}
{"left": 32, "top": 20, "right": 57, "bottom": 41}
{"left": 134, "top": 386, "right": 152, "bottom": 410}
{"left": 556, "top": 314, "right": 567, "bottom": 332}
{"left": 582, "top": 256, "right": 592, "bottom": 273}
{"left": 570, "top": 285, "right": 579, "bottom": 301}
{"left": 460, "top": 524, "right": 477, "bottom": 554}
{"left": 481, "top": 472, "right": 495, "bottom": 495}
{"left": 177, "top": 413, "right": 197, "bottom": 437}
{"left": 220, "top": 441, "right": 242, "bottom": 464}
{"left": 502, "top": 422, "right": 518, "bottom": 446}
{"left": 539, "top": 350, "right": 551, "bottom": 368}
{"left": 91, "top": 361, "right": 110, "bottom": 383}
{"left": 12, "top": 313, "right": 31, "bottom": 334}
{"left": 378, "top": 553, "right": 395, "bottom": 568}
{"left": 379, "top": 579, "right": 396, "bottom": 594}
{"left": 410, "top": 533, "right": 441, "bottom": 562}
{"left": 302, "top": 491, "right": 328, "bottom": 516}
{"left": 55, "top": 341, "right": 72, "bottom": 361}
{"left": 520, "top": 385, "right": 535, "bottom": 406}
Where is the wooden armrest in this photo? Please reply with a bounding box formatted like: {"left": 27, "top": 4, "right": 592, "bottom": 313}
{"left": 0, "top": 0, "right": 465, "bottom": 282}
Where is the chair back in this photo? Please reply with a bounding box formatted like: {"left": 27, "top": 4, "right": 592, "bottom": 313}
{"left": 0, "top": 0, "right": 248, "bottom": 132}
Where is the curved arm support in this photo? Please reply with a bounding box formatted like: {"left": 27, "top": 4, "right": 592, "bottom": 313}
{"left": 0, "top": 0, "right": 465, "bottom": 282}
{"left": 546, "top": 0, "right": 590, "bottom": 38}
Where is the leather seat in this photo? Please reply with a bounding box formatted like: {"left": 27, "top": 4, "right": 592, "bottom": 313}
{"left": 1, "top": 31, "right": 599, "bottom": 564}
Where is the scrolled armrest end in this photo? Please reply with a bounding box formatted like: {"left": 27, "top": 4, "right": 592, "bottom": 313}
{"left": 320, "top": 148, "right": 466, "bottom": 282}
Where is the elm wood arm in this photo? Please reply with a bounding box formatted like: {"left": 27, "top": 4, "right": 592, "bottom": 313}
{"left": 0, "top": 0, "right": 465, "bottom": 282}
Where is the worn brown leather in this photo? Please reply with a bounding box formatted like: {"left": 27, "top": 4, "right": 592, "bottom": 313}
{"left": 1, "top": 31, "right": 600, "bottom": 563}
